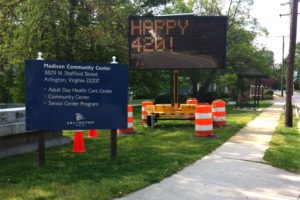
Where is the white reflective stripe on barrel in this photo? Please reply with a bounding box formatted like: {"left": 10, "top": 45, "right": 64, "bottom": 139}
{"left": 142, "top": 106, "right": 147, "bottom": 121}
{"left": 195, "top": 125, "right": 213, "bottom": 131}
{"left": 128, "top": 123, "right": 133, "bottom": 128}
{"left": 213, "top": 116, "right": 226, "bottom": 121}
{"left": 212, "top": 107, "right": 225, "bottom": 112}
{"left": 195, "top": 113, "right": 212, "bottom": 119}
{"left": 128, "top": 112, "right": 133, "bottom": 117}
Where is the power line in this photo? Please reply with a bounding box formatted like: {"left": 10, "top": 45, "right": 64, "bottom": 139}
{"left": 280, "top": 13, "right": 300, "bottom": 17}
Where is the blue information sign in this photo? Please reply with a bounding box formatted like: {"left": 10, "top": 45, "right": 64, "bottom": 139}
{"left": 25, "top": 60, "right": 128, "bottom": 130}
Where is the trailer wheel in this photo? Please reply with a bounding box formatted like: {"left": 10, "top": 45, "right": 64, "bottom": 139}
{"left": 154, "top": 114, "right": 158, "bottom": 122}
{"left": 146, "top": 115, "right": 153, "bottom": 127}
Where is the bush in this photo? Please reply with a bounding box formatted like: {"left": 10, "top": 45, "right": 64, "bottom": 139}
{"left": 154, "top": 92, "right": 229, "bottom": 104}
{"left": 264, "top": 95, "right": 273, "bottom": 100}
{"left": 263, "top": 89, "right": 273, "bottom": 100}
{"left": 294, "top": 81, "right": 299, "bottom": 90}
{"left": 154, "top": 94, "right": 189, "bottom": 104}
{"left": 264, "top": 90, "right": 274, "bottom": 96}
{"left": 198, "top": 92, "right": 220, "bottom": 104}
{"left": 154, "top": 94, "right": 171, "bottom": 104}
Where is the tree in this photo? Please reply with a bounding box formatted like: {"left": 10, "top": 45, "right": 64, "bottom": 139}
{"left": 0, "top": 0, "right": 275, "bottom": 103}
{"left": 161, "top": 0, "right": 273, "bottom": 101}
{"left": 0, "top": 0, "right": 171, "bottom": 103}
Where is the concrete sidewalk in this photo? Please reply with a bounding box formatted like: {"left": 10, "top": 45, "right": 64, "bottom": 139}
{"left": 117, "top": 100, "right": 300, "bottom": 200}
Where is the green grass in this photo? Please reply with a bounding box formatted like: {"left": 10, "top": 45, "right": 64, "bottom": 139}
{"left": 264, "top": 113, "right": 300, "bottom": 174}
{"left": 0, "top": 104, "right": 270, "bottom": 200}
{"left": 259, "top": 101, "right": 273, "bottom": 108}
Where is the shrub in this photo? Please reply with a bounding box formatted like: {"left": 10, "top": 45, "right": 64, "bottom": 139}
{"left": 154, "top": 94, "right": 189, "bottom": 104}
{"left": 198, "top": 92, "right": 220, "bottom": 104}
{"left": 264, "top": 90, "right": 274, "bottom": 96}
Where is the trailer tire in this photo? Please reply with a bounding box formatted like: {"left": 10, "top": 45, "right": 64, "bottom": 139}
{"left": 147, "top": 115, "right": 153, "bottom": 127}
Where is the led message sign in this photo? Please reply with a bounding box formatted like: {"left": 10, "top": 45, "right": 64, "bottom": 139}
{"left": 129, "top": 15, "right": 227, "bottom": 69}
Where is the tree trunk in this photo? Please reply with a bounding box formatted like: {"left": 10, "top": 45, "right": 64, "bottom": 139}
{"left": 191, "top": 79, "right": 198, "bottom": 98}
{"left": 67, "top": 0, "right": 78, "bottom": 60}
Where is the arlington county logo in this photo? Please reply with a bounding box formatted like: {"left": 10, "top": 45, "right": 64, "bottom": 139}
{"left": 66, "top": 113, "right": 95, "bottom": 126}
{"left": 75, "top": 113, "right": 85, "bottom": 121}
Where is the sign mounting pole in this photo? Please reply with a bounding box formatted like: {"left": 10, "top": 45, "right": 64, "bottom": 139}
{"left": 37, "top": 52, "right": 45, "bottom": 167}
{"left": 110, "top": 56, "right": 118, "bottom": 160}
{"left": 38, "top": 133, "right": 45, "bottom": 167}
{"left": 173, "top": 70, "right": 179, "bottom": 108}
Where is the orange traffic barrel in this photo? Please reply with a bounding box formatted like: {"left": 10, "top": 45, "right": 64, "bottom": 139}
{"left": 212, "top": 99, "right": 226, "bottom": 127}
{"left": 72, "top": 130, "right": 85, "bottom": 153}
{"left": 141, "top": 101, "right": 153, "bottom": 124}
{"left": 186, "top": 98, "right": 198, "bottom": 105}
{"left": 118, "top": 105, "right": 134, "bottom": 134}
{"left": 195, "top": 104, "right": 213, "bottom": 137}
{"left": 88, "top": 129, "right": 98, "bottom": 138}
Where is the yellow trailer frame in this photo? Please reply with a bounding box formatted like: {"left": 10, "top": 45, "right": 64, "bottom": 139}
{"left": 145, "top": 104, "right": 196, "bottom": 126}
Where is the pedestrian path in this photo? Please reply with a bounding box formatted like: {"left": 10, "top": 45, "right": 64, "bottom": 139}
{"left": 116, "top": 100, "right": 300, "bottom": 200}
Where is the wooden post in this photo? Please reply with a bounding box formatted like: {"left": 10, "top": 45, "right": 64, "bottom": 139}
{"left": 38, "top": 132, "right": 45, "bottom": 167}
{"left": 173, "top": 70, "right": 179, "bottom": 108}
{"left": 254, "top": 78, "right": 258, "bottom": 110}
{"left": 170, "top": 71, "right": 173, "bottom": 104}
{"left": 235, "top": 77, "right": 240, "bottom": 108}
{"left": 281, "top": 36, "right": 285, "bottom": 97}
{"left": 37, "top": 52, "right": 45, "bottom": 167}
{"left": 110, "top": 129, "right": 117, "bottom": 160}
{"left": 257, "top": 79, "right": 261, "bottom": 108}
{"left": 110, "top": 56, "right": 118, "bottom": 160}
{"left": 285, "top": 0, "right": 298, "bottom": 127}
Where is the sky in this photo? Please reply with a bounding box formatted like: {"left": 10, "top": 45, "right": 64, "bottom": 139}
{"left": 251, "top": 0, "right": 299, "bottom": 64}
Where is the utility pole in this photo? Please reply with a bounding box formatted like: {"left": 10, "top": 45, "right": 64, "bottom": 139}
{"left": 285, "top": 0, "right": 298, "bottom": 127}
{"left": 282, "top": 36, "right": 285, "bottom": 97}
{"left": 277, "top": 35, "right": 287, "bottom": 97}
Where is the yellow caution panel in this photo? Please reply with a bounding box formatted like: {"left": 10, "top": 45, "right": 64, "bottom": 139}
{"left": 145, "top": 104, "right": 196, "bottom": 116}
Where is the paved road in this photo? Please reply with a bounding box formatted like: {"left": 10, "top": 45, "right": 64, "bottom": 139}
{"left": 116, "top": 97, "right": 300, "bottom": 200}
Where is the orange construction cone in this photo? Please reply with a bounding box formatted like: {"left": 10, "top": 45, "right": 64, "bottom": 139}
{"left": 72, "top": 130, "right": 85, "bottom": 153}
{"left": 88, "top": 129, "right": 98, "bottom": 138}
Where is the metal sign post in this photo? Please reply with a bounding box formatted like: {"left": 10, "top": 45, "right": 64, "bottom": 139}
{"left": 173, "top": 70, "right": 179, "bottom": 108}
{"left": 110, "top": 129, "right": 117, "bottom": 160}
{"left": 37, "top": 52, "right": 45, "bottom": 167}
{"left": 38, "top": 133, "right": 45, "bottom": 167}
{"left": 110, "top": 56, "right": 118, "bottom": 160}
